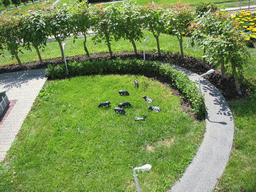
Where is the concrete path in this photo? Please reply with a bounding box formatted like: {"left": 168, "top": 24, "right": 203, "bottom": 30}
{"left": 0, "top": 67, "right": 235, "bottom": 192}
{"left": 169, "top": 65, "right": 235, "bottom": 192}
{"left": 0, "top": 69, "right": 47, "bottom": 161}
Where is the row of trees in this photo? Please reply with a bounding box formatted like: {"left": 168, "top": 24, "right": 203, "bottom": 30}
{"left": 0, "top": 1, "right": 193, "bottom": 63}
{"left": 0, "top": 1, "right": 251, "bottom": 94}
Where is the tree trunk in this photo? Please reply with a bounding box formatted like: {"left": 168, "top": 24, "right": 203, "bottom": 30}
{"left": 14, "top": 51, "right": 22, "bottom": 65}
{"left": 151, "top": 26, "right": 161, "bottom": 57}
{"left": 231, "top": 58, "right": 242, "bottom": 95}
{"left": 178, "top": 35, "right": 184, "bottom": 58}
{"left": 203, "top": 46, "right": 206, "bottom": 64}
{"left": 155, "top": 35, "right": 161, "bottom": 57}
{"left": 56, "top": 39, "right": 65, "bottom": 61}
{"left": 105, "top": 33, "right": 112, "bottom": 57}
{"left": 130, "top": 38, "right": 137, "bottom": 56}
{"left": 33, "top": 43, "right": 43, "bottom": 64}
{"left": 221, "top": 57, "right": 225, "bottom": 76}
{"left": 83, "top": 35, "right": 90, "bottom": 59}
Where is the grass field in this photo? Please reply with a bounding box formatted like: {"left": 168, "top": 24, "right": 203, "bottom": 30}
{"left": 0, "top": 75, "right": 205, "bottom": 191}
{"left": 215, "top": 93, "right": 256, "bottom": 191}
{"left": 0, "top": 0, "right": 256, "bottom": 191}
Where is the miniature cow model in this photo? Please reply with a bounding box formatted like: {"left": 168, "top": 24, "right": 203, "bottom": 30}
{"left": 148, "top": 106, "right": 161, "bottom": 112}
{"left": 114, "top": 107, "right": 126, "bottom": 115}
{"left": 134, "top": 115, "right": 147, "bottom": 121}
{"left": 143, "top": 96, "right": 153, "bottom": 103}
{"left": 98, "top": 101, "right": 110, "bottom": 107}
{"left": 119, "top": 90, "right": 130, "bottom": 96}
{"left": 118, "top": 102, "right": 132, "bottom": 108}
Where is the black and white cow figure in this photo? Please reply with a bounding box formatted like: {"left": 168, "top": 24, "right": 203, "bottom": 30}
{"left": 98, "top": 101, "right": 110, "bottom": 107}
{"left": 119, "top": 90, "right": 130, "bottom": 96}
{"left": 118, "top": 102, "right": 132, "bottom": 108}
{"left": 134, "top": 115, "right": 147, "bottom": 121}
{"left": 143, "top": 96, "right": 153, "bottom": 103}
{"left": 134, "top": 80, "right": 139, "bottom": 89}
{"left": 114, "top": 107, "right": 126, "bottom": 115}
{"left": 148, "top": 106, "right": 161, "bottom": 112}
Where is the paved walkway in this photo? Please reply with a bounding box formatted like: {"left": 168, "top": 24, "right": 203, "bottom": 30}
{"left": 0, "top": 69, "right": 47, "bottom": 161}
{"left": 169, "top": 65, "right": 234, "bottom": 192}
{"left": 0, "top": 67, "right": 234, "bottom": 192}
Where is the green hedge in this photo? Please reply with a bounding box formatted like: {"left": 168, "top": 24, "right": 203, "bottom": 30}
{"left": 46, "top": 58, "right": 206, "bottom": 118}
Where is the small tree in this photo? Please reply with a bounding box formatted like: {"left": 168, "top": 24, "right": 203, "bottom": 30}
{"left": 0, "top": 15, "right": 23, "bottom": 65}
{"left": 70, "top": 2, "right": 92, "bottom": 58}
{"left": 21, "top": 12, "right": 49, "bottom": 64}
{"left": 43, "top": 7, "right": 72, "bottom": 61}
{"left": 91, "top": 4, "right": 115, "bottom": 57}
{"left": 166, "top": 1, "right": 194, "bottom": 58}
{"left": 193, "top": 12, "right": 250, "bottom": 94}
{"left": 114, "top": 1, "right": 143, "bottom": 56}
{"left": 140, "top": 2, "right": 168, "bottom": 56}
{"left": 191, "top": 11, "right": 228, "bottom": 69}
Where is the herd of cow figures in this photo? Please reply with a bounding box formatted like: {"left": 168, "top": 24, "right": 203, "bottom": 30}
{"left": 97, "top": 80, "right": 161, "bottom": 121}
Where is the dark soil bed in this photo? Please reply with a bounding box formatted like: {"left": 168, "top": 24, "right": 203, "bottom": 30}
{"left": 0, "top": 51, "right": 251, "bottom": 119}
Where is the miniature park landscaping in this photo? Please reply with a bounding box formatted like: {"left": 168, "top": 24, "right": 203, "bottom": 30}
{"left": 0, "top": 0, "right": 256, "bottom": 191}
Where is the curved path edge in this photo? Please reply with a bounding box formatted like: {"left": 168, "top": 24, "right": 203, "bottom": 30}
{"left": 168, "top": 64, "right": 235, "bottom": 192}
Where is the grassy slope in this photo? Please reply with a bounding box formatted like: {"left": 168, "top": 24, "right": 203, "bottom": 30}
{"left": 216, "top": 94, "right": 256, "bottom": 191}
{"left": 0, "top": 75, "right": 205, "bottom": 191}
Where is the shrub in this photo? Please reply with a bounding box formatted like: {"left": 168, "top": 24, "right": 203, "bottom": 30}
{"left": 196, "top": 2, "right": 218, "bottom": 17}
{"left": 2, "top": 0, "right": 11, "bottom": 7}
{"left": 11, "top": 0, "right": 20, "bottom": 7}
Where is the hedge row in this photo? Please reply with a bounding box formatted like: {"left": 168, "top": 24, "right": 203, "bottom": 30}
{"left": 46, "top": 58, "right": 206, "bottom": 118}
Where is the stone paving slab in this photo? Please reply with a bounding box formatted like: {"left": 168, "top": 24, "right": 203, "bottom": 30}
{"left": 0, "top": 152, "right": 6, "bottom": 161}
{"left": 0, "top": 145, "right": 11, "bottom": 152}
{"left": 0, "top": 69, "right": 47, "bottom": 162}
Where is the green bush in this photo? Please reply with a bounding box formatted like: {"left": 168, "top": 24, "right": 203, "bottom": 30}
{"left": 46, "top": 58, "right": 206, "bottom": 118}
{"left": 196, "top": 2, "right": 217, "bottom": 17}
{"left": 2, "top": 0, "right": 11, "bottom": 7}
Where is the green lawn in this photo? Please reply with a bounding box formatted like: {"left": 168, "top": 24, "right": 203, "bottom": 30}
{"left": 0, "top": 75, "right": 205, "bottom": 191}
{"left": 1, "top": 0, "right": 256, "bottom": 191}
{"left": 215, "top": 93, "right": 256, "bottom": 191}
